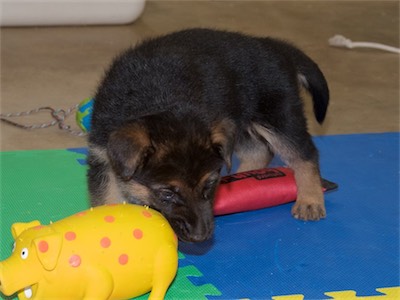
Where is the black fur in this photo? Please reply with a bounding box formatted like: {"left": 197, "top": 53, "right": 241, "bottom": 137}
{"left": 87, "top": 28, "right": 329, "bottom": 242}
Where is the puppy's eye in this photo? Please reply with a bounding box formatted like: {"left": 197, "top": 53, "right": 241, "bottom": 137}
{"left": 159, "top": 189, "right": 177, "bottom": 204}
{"left": 203, "top": 180, "right": 218, "bottom": 200}
{"left": 203, "top": 188, "right": 212, "bottom": 200}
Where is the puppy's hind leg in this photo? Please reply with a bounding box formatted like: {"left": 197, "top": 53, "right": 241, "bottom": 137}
{"left": 252, "top": 124, "right": 326, "bottom": 221}
{"left": 235, "top": 136, "right": 274, "bottom": 173}
{"left": 289, "top": 159, "right": 325, "bottom": 221}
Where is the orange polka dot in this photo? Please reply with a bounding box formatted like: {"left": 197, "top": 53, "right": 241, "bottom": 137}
{"left": 38, "top": 240, "right": 48, "bottom": 253}
{"left": 65, "top": 231, "right": 76, "bottom": 241}
{"left": 100, "top": 237, "right": 111, "bottom": 248}
{"left": 33, "top": 225, "right": 44, "bottom": 230}
{"left": 133, "top": 229, "right": 143, "bottom": 239}
{"left": 69, "top": 255, "right": 81, "bottom": 267}
{"left": 104, "top": 215, "right": 115, "bottom": 223}
{"left": 119, "top": 254, "right": 129, "bottom": 265}
{"left": 142, "top": 211, "right": 152, "bottom": 218}
{"left": 76, "top": 211, "right": 86, "bottom": 217}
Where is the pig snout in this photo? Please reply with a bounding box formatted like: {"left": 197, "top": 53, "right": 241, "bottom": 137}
{"left": 0, "top": 262, "right": 5, "bottom": 293}
{"left": 0, "top": 244, "right": 40, "bottom": 299}
{"left": 0, "top": 261, "right": 10, "bottom": 296}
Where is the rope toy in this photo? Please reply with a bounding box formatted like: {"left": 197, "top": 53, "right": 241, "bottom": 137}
{"left": 0, "top": 100, "right": 91, "bottom": 137}
{"left": 329, "top": 35, "right": 400, "bottom": 54}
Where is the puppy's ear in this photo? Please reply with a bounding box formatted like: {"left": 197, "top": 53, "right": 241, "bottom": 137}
{"left": 211, "top": 118, "right": 236, "bottom": 172}
{"left": 107, "top": 123, "right": 154, "bottom": 180}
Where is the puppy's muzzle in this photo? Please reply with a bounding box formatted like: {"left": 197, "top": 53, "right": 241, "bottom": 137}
{"left": 171, "top": 215, "right": 214, "bottom": 243}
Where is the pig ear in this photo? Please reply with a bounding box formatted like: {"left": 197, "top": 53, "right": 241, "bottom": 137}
{"left": 11, "top": 221, "right": 41, "bottom": 239}
{"left": 33, "top": 233, "right": 63, "bottom": 271}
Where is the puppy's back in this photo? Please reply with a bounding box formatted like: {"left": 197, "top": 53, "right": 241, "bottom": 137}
{"left": 90, "top": 29, "right": 323, "bottom": 146}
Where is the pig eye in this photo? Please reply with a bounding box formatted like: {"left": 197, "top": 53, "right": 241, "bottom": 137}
{"left": 21, "top": 248, "right": 29, "bottom": 259}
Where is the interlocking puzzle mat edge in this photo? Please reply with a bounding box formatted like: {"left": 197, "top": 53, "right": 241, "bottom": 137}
{"left": 1, "top": 132, "right": 399, "bottom": 299}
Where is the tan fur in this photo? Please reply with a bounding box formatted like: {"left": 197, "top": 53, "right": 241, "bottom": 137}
{"left": 89, "top": 144, "right": 153, "bottom": 205}
{"left": 123, "top": 181, "right": 152, "bottom": 206}
{"left": 108, "top": 124, "right": 152, "bottom": 175}
{"left": 250, "top": 123, "right": 325, "bottom": 220}
{"left": 291, "top": 161, "right": 325, "bottom": 220}
{"left": 88, "top": 144, "right": 109, "bottom": 163}
{"left": 211, "top": 119, "right": 236, "bottom": 145}
{"left": 88, "top": 144, "right": 125, "bottom": 205}
{"left": 103, "top": 170, "right": 125, "bottom": 205}
{"left": 236, "top": 129, "right": 274, "bottom": 172}
{"left": 211, "top": 119, "right": 236, "bottom": 170}
{"left": 251, "top": 123, "right": 297, "bottom": 165}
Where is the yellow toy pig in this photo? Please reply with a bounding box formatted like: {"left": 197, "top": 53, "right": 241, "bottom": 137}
{"left": 0, "top": 203, "right": 178, "bottom": 300}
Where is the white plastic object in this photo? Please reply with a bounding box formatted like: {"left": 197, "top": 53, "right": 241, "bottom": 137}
{"left": 0, "top": 0, "right": 146, "bottom": 27}
{"left": 329, "top": 34, "right": 400, "bottom": 54}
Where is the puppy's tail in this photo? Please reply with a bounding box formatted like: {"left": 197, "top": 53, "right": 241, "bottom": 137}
{"left": 265, "top": 38, "right": 330, "bottom": 124}
{"left": 293, "top": 49, "right": 330, "bottom": 124}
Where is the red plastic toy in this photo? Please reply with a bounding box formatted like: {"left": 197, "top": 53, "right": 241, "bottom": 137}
{"left": 213, "top": 167, "right": 337, "bottom": 216}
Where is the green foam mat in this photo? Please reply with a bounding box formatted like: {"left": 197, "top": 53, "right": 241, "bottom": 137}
{"left": 0, "top": 149, "right": 220, "bottom": 300}
{"left": 0, "top": 149, "right": 89, "bottom": 252}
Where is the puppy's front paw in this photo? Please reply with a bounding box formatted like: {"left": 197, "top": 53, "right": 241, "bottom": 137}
{"left": 291, "top": 201, "right": 326, "bottom": 221}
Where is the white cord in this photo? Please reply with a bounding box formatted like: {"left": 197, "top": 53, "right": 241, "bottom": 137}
{"left": 329, "top": 34, "right": 400, "bottom": 54}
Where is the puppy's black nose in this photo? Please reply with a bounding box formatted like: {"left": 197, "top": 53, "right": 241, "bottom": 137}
{"left": 186, "top": 234, "right": 209, "bottom": 243}
{"left": 173, "top": 220, "right": 213, "bottom": 243}
{"left": 182, "top": 225, "right": 213, "bottom": 243}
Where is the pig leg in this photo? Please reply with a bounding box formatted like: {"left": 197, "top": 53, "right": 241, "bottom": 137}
{"left": 83, "top": 267, "right": 113, "bottom": 300}
{"left": 148, "top": 245, "right": 179, "bottom": 300}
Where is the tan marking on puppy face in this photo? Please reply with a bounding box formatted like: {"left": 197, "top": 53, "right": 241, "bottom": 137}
{"left": 151, "top": 143, "right": 168, "bottom": 161}
{"left": 196, "top": 171, "right": 221, "bottom": 203}
{"left": 88, "top": 143, "right": 152, "bottom": 206}
{"left": 104, "top": 170, "right": 125, "bottom": 205}
{"left": 88, "top": 144, "right": 109, "bottom": 163}
{"left": 122, "top": 180, "right": 152, "bottom": 206}
{"left": 165, "top": 171, "right": 219, "bottom": 194}
{"left": 164, "top": 179, "right": 186, "bottom": 191}
{"left": 199, "top": 171, "right": 221, "bottom": 187}
{"left": 87, "top": 144, "right": 125, "bottom": 205}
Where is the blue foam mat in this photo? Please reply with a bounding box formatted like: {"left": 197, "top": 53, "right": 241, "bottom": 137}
{"left": 178, "top": 132, "right": 399, "bottom": 299}
{"left": 1, "top": 133, "right": 398, "bottom": 299}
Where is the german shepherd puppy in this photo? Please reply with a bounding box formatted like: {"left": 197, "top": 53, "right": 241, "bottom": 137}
{"left": 87, "top": 28, "right": 329, "bottom": 242}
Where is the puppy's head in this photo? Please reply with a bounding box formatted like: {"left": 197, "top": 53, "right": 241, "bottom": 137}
{"left": 107, "top": 116, "right": 235, "bottom": 242}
